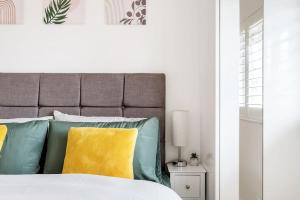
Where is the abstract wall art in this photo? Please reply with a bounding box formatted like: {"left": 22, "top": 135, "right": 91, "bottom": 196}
{"left": 43, "top": 0, "right": 85, "bottom": 25}
{"left": 0, "top": 0, "right": 23, "bottom": 24}
{"left": 105, "top": 0, "right": 146, "bottom": 25}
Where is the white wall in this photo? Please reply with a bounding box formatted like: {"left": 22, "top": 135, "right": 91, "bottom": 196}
{"left": 219, "top": 0, "right": 240, "bottom": 200}
{"left": 264, "top": 0, "right": 300, "bottom": 199}
{"left": 0, "top": 0, "right": 213, "bottom": 162}
{"left": 240, "top": 120, "right": 263, "bottom": 200}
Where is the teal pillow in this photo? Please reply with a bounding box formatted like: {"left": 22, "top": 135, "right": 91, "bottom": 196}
{"left": 44, "top": 118, "right": 164, "bottom": 183}
{"left": 0, "top": 121, "right": 48, "bottom": 174}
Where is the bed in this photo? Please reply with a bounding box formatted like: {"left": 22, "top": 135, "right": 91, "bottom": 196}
{"left": 1, "top": 174, "right": 180, "bottom": 200}
{"left": 0, "top": 73, "right": 180, "bottom": 200}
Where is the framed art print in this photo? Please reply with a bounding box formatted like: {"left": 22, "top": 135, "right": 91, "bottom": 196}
{"left": 105, "top": 0, "right": 146, "bottom": 25}
{"left": 0, "top": 0, "right": 23, "bottom": 24}
{"left": 43, "top": 0, "right": 85, "bottom": 25}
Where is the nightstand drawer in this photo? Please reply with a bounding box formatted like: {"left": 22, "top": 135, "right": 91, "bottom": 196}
{"left": 174, "top": 175, "right": 201, "bottom": 198}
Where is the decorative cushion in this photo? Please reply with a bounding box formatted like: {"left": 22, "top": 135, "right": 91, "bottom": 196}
{"left": 0, "top": 125, "right": 7, "bottom": 151}
{"left": 0, "top": 121, "right": 48, "bottom": 174}
{"left": 44, "top": 118, "right": 164, "bottom": 184}
{"left": 63, "top": 128, "right": 138, "bottom": 179}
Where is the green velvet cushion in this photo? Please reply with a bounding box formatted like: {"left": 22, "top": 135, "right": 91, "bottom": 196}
{"left": 43, "top": 118, "right": 165, "bottom": 184}
{"left": 0, "top": 121, "right": 48, "bottom": 174}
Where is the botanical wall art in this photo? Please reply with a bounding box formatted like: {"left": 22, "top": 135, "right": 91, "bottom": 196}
{"left": 105, "top": 0, "right": 146, "bottom": 25}
{"left": 0, "top": 0, "right": 23, "bottom": 24}
{"left": 43, "top": 0, "right": 85, "bottom": 24}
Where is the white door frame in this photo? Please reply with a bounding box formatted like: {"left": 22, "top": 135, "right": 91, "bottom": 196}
{"left": 216, "top": 0, "right": 240, "bottom": 200}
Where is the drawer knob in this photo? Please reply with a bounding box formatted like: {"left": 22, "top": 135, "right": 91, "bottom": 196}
{"left": 185, "top": 185, "right": 191, "bottom": 190}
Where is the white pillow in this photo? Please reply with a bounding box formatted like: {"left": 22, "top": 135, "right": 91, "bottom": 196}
{"left": 54, "top": 110, "right": 145, "bottom": 122}
{"left": 0, "top": 116, "right": 53, "bottom": 123}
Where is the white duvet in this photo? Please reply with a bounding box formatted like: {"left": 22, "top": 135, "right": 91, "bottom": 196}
{"left": 0, "top": 174, "right": 181, "bottom": 200}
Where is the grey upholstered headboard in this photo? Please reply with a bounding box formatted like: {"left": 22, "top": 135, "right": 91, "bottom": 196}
{"left": 0, "top": 73, "right": 166, "bottom": 166}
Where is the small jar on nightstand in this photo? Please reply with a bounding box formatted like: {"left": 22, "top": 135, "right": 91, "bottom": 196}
{"left": 167, "top": 163, "right": 206, "bottom": 200}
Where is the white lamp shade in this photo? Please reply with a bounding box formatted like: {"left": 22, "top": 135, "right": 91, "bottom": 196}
{"left": 172, "top": 110, "right": 189, "bottom": 147}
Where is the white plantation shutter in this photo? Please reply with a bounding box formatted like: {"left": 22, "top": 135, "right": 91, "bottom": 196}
{"left": 240, "top": 17, "right": 263, "bottom": 121}
{"left": 240, "top": 30, "right": 246, "bottom": 107}
{"left": 248, "top": 20, "right": 263, "bottom": 108}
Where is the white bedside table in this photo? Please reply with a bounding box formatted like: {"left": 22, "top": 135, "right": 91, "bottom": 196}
{"left": 167, "top": 163, "right": 206, "bottom": 200}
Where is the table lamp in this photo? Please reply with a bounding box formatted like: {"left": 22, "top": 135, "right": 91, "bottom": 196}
{"left": 172, "top": 110, "right": 189, "bottom": 167}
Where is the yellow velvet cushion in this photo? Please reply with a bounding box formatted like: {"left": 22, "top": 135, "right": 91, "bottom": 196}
{"left": 0, "top": 125, "right": 8, "bottom": 152}
{"left": 63, "top": 128, "right": 138, "bottom": 179}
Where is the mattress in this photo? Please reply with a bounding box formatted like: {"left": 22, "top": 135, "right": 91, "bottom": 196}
{"left": 0, "top": 174, "right": 181, "bottom": 200}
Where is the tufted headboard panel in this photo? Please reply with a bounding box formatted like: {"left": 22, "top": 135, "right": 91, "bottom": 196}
{"left": 0, "top": 73, "right": 166, "bottom": 167}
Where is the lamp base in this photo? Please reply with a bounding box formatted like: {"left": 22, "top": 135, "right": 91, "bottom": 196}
{"left": 173, "top": 146, "right": 187, "bottom": 167}
{"left": 173, "top": 160, "right": 187, "bottom": 167}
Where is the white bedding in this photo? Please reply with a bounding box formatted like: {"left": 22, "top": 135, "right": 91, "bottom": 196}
{"left": 0, "top": 174, "right": 181, "bottom": 200}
